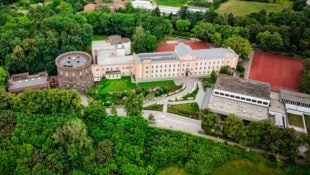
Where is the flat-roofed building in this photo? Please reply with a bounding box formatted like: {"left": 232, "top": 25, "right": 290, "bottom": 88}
{"left": 206, "top": 74, "right": 271, "bottom": 121}
{"left": 7, "top": 72, "right": 50, "bottom": 93}
{"left": 280, "top": 90, "right": 310, "bottom": 115}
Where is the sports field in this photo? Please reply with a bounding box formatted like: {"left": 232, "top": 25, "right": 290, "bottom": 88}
{"left": 249, "top": 52, "right": 303, "bottom": 92}
{"left": 216, "top": 0, "right": 292, "bottom": 16}
{"left": 156, "top": 41, "right": 209, "bottom": 52}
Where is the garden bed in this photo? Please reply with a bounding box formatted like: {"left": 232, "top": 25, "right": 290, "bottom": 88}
{"left": 167, "top": 103, "right": 200, "bottom": 119}
{"left": 287, "top": 113, "right": 304, "bottom": 128}
{"left": 144, "top": 104, "right": 163, "bottom": 112}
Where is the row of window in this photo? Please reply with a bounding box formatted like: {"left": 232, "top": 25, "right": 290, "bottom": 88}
{"left": 281, "top": 99, "right": 310, "bottom": 108}
{"left": 59, "top": 69, "right": 89, "bottom": 77}
{"left": 145, "top": 60, "right": 230, "bottom": 69}
{"left": 145, "top": 66, "right": 219, "bottom": 74}
{"left": 214, "top": 91, "right": 269, "bottom": 106}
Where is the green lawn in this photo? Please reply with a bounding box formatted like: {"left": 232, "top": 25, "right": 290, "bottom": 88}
{"left": 95, "top": 77, "right": 175, "bottom": 94}
{"left": 168, "top": 103, "right": 200, "bottom": 119}
{"left": 92, "top": 35, "right": 108, "bottom": 41}
{"left": 154, "top": 0, "right": 187, "bottom": 7}
{"left": 159, "top": 166, "right": 191, "bottom": 175}
{"left": 287, "top": 113, "right": 304, "bottom": 128}
{"left": 211, "top": 160, "right": 286, "bottom": 175}
{"left": 216, "top": 0, "right": 292, "bottom": 16}
{"left": 305, "top": 115, "right": 310, "bottom": 133}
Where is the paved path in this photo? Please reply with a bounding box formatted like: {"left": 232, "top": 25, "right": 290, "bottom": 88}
{"left": 107, "top": 107, "right": 291, "bottom": 161}
{"left": 243, "top": 51, "right": 254, "bottom": 79}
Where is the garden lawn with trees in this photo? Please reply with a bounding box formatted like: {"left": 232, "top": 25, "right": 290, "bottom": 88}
{"left": 88, "top": 77, "right": 181, "bottom": 106}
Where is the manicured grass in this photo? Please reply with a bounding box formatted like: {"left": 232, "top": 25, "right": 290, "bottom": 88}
{"left": 168, "top": 103, "right": 200, "bottom": 119}
{"left": 216, "top": 0, "right": 292, "bottom": 16}
{"left": 154, "top": 0, "right": 187, "bottom": 7}
{"left": 159, "top": 166, "right": 191, "bottom": 175}
{"left": 211, "top": 159, "right": 286, "bottom": 175}
{"left": 96, "top": 77, "right": 175, "bottom": 93}
{"left": 287, "top": 113, "right": 304, "bottom": 128}
{"left": 92, "top": 35, "right": 108, "bottom": 41}
{"left": 144, "top": 104, "right": 163, "bottom": 111}
{"left": 305, "top": 115, "right": 310, "bottom": 133}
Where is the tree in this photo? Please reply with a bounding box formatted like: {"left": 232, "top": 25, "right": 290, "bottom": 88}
{"left": 210, "top": 70, "right": 217, "bottom": 84}
{"left": 191, "top": 22, "right": 215, "bottom": 41}
{"left": 151, "top": 7, "right": 161, "bottom": 17}
{"left": 176, "top": 19, "right": 191, "bottom": 32}
{"left": 0, "top": 67, "right": 7, "bottom": 89}
{"left": 222, "top": 114, "right": 245, "bottom": 142}
{"left": 110, "top": 104, "right": 118, "bottom": 116}
{"left": 96, "top": 140, "right": 114, "bottom": 164}
{"left": 301, "top": 58, "right": 310, "bottom": 94}
{"left": 224, "top": 36, "right": 253, "bottom": 60}
{"left": 124, "top": 91, "right": 143, "bottom": 116}
{"left": 211, "top": 32, "right": 222, "bottom": 46}
{"left": 219, "top": 65, "right": 232, "bottom": 75}
{"left": 201, "top": 113, "right": 221, "bottom": 135}
{"left": 132, "top": 26, "right": 157, "bottom": 53}
{"left": 256, "top": 31, "right": 283, "bottom": 51}
{"left": 52, "top": 118, "right": 93, "bottom": 161}
{"left": 0, "top": 90, "right": 13, "bottom": 110}
{"left": 0, "top": 110, "right": 16, "bottom": 137}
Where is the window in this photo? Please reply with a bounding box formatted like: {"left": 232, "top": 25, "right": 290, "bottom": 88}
{"left": 215, "top": 91, "right": 219, "bottom": 95}
{"left": 146, "top": 66, "right": 148, "bottom": 69}
{"left": 220, "top": 93, "right": 224, "bottom": 96}
{"left": 241, "top": 97, "right": 245, "bottom": 100}
{"left": 225, "top": 94, "right": 229, "bottom": 97}
{"left": 246, "top": 98, "right": 251, "bottom": 101}
{"left": 236, "top": 96, "right": 240, "bottom": 99}
{"left": 230, "top": 95, "right": 235, "bottom": 98}
{"left": 258, "top": 101, "right": 262, "bottom": 104}
{"left": 96, "top": 68, "right": 99, "bottom": 71}
{"left": 263, "top": 102, "right": 268, "bottom": 105}
{"left": 252, "top": 99, "right": 257, "bottom": 103}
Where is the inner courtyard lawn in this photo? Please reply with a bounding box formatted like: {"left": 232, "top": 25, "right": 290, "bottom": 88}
{"left": 216, "top": 0, "right": 292, "bottom": 16}
{"left": 287, "top": 113, "right": 304, "bottom": 128}
{"left": 211, "top": 159, "right": 287, "bottom": 175}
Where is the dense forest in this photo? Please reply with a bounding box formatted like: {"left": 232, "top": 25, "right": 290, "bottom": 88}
{"left": 0, "top": 89, "right": 309, "bottom": 174}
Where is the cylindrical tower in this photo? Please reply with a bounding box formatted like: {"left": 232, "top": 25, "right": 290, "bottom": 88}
{"left": 55, "top": 51, "right": 94, "bottom": 94}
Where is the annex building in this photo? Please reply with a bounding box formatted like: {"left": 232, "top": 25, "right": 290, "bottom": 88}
{"left": 203, "top": 74, "right": 271, "bottom": 121}
{"left": 91, "top": 37, "right": 239, "bottom": 82}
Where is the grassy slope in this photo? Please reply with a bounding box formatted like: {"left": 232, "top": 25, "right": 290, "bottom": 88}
{"left": 154, "top": 0, "right": 187, "bottom": 7}
{"left": 159, "top": 166, "right": 191, "bottom": 175}
{"left": 304, "top": 115, "right": 310, "bottom": 133}
{"left": 216, "top": 0, "right": 292, "bottom": 16}
{"left": 211, "top": 160, "right": 287, "bottom": 175}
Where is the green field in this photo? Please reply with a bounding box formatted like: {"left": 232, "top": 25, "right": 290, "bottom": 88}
{"left": 287, "top": 113, "right": 304, "bottom": 128}
{"left": 159, "top": 167, "right": 190, "bottom": 175}
{"left": 211, "top": 160, "right": 286, "bottom": 175}
{"left": 216, "top": 0, "right": 292, "bottom": 16}
{"left": 181, "top": 87, "right": 198, "bottom": 100}
{"left": 92, "top": 77, "right": 176, "bottom": 93}
{"left": 154, "top": 0, "right": 187, "bottom": 7}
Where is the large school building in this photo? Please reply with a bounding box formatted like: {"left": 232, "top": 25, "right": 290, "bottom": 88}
{"left": 91, "top": 36, "right": 239, "bottom": 82}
